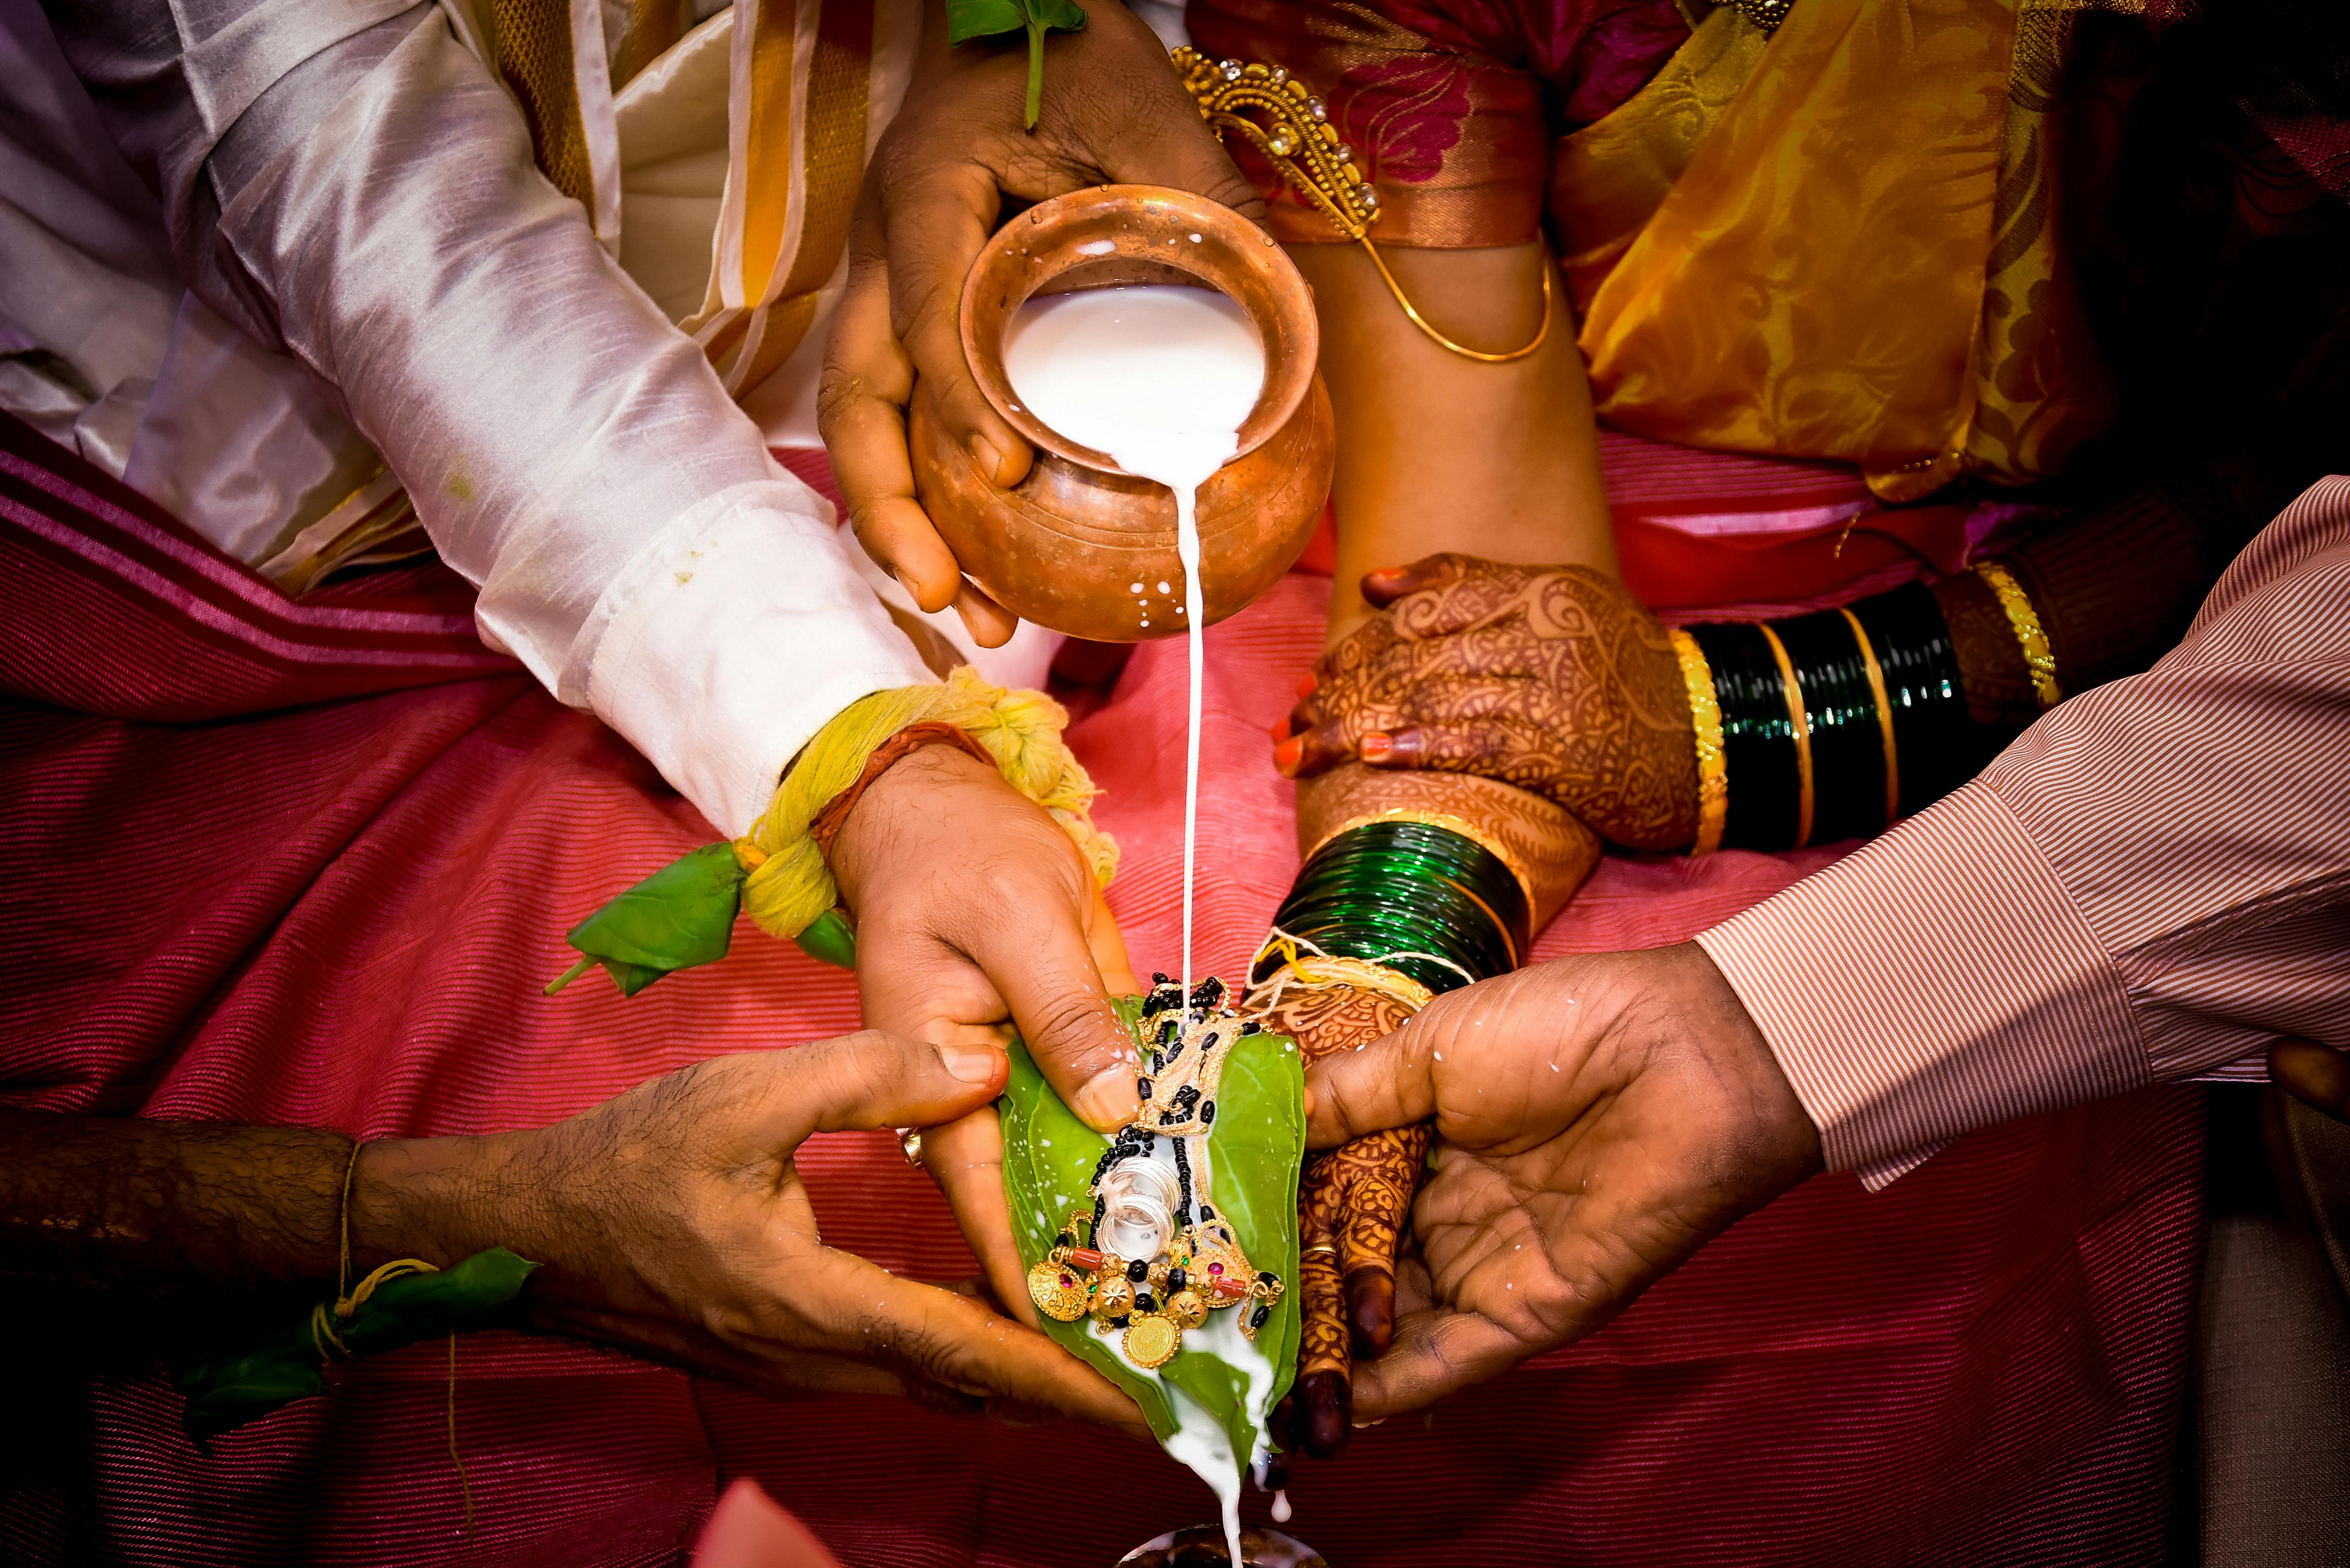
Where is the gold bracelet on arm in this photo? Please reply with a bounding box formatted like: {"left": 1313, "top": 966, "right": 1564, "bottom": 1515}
{"left": 1973, "top": 560, "right": 2063, "bottom": 710}
{"left": 1668, "top": 628, "right": 1729, "bottom": 857}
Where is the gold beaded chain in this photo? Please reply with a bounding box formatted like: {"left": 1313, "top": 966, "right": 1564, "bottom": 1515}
{"left": 1170, "top": 47, "right": 1553, "bottom": 365}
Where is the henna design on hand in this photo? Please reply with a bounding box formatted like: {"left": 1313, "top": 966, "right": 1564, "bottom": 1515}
{"left": 1250, "top": 981, "right": 1428, "bottom": 1457}
{"left": 1275, "top": 554, "right": 1700, "bottom": 851}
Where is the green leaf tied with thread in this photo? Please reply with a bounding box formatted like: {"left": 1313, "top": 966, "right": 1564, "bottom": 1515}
{"left": 546, "top": 842, "right": 857, "bottom": 997}
{"left": 945, "top": 0, "right": 1088, "bottom": 129}
{"left": 176, "top": 1247, "right": 539, "bottom": 1440}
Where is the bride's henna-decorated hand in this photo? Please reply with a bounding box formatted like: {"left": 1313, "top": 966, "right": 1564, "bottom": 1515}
{"left": 1275, "top": 554, "right": 1700, "bottom": 851}
{"left": 1248, "top": 979, "right": 1427, "bottom": 1459}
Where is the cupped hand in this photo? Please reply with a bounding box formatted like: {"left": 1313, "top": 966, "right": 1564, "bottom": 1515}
{"left": 1274, "top": 554, "right": 1700, "bottom": 850}
{"left": 1301, "top": 944, "right": 1823, "bottom": 1417}
{"left": 362, "top": 1031, "right": 1145, "bottom": 1434}
{"left": 827, "top": 742, "right": 1144, "bottom": 1318}
{"left": 818, "top": 0, "right": 1261, "bottom": 645}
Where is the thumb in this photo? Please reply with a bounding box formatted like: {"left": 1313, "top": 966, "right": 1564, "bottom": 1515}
{"left": 763, "top": 1030, "right": 1009, "bottom": 1149}
{"left": 1304, "top": 1019, "right": 1437, "bottom": 1149}
{"left": 1360, "top": 552, "right": 1469, "bottom": 610}
{"left": 973, "top": 900, "right": 1142, "bottom": 1134}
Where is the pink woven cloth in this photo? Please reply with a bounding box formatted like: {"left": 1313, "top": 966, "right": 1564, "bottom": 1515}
{"left": 0, "top": 417, "right": 2198, "bottom": 1565}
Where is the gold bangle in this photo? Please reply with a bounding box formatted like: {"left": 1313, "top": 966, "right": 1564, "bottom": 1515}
{"left": 1973, "top": 560, "right": 2063, "bottom": 710}
{"left": 1837, "top": 607, "right": 1900, "bottom": 828}
{"left": 1667, "top": 629, "right": 1727, "bottom": 857}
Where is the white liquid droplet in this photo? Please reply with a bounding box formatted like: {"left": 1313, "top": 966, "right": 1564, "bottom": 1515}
{"left": 1272, "top": 1490, "right": 1293, "bottom": 1525}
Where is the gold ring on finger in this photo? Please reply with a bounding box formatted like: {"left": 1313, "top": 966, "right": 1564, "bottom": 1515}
{"left": 898, "top": 1127, "right": 924, "bottom": 1167}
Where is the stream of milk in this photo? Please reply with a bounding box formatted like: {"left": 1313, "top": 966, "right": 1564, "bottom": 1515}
{"left": 1004, "top": 283, "right": 1270, "bottom": 1564}
{"left": 1003, "top": 282, "right": 1264, "bottom": 1004}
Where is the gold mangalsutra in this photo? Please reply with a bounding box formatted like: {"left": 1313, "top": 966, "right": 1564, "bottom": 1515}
{"left": 1170, "top": 48, "right": 1552, "bottom": 364}
{"left": 1973, "top": 561, "right": 2062, "bottom": 710}
{"left": 1024, "top": 986, "right": 1289, "bottom": 1366}
{"left": 1756, "top": 621, "right": 1815, "bottom": 850}
{"left": 1837, "top": 607, "right": 1900, "bottom": 828}
{"left": 1667, "top": 628, "right": 1728, "bottom": 857}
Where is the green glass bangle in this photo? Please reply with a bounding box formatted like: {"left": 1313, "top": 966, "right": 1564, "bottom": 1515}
{"left": 1261, "top": 820, "right": 1526, "bottom": 994}
{"left": 1772, "top": 608, "right": 1885, "bottom": 845}
{"left": 1687, "top": 621, "right": 1803, "bottom": 852}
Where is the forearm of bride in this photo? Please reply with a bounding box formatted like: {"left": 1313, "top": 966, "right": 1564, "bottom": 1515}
{"left": 1292, "top": 241, "right": 1617, "bottom": 641}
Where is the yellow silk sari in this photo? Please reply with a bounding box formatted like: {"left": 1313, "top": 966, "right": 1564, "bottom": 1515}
{"left": 1558, "top": 0, "right": 2125, "bottom": 500}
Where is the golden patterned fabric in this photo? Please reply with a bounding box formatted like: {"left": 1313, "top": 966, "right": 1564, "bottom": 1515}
{"left": 489, "top": 0, "right": 598, "bottom": 213}
{"left": 1574, "top": 0, "right": 2020, "bottom": 495}
{"left": 1200, "top": 0, "right": 2152, "bottom": 499}
{"left": 1547, "top": 5, "right": 1770, "bottom": 312}
{"left": 1569, "top": 0, "right": 2142, "bottom": 497}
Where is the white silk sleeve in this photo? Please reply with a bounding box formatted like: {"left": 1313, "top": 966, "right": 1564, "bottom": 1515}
{"left": 49, "top": 0, "right": 931, "bottom": 835}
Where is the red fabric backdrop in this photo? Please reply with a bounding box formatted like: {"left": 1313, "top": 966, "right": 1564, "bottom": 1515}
{"left": 0, "top": 416, "right": 2198, "bottom": 1566}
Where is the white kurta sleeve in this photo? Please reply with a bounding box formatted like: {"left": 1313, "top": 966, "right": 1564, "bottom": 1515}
{"left": 47, "top": 0, "right": 932, "bottom": 835}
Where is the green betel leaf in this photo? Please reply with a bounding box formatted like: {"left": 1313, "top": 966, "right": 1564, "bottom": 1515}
{"left": 546, "top": 841, "right": 745, "bottom": 996}
{"left": 942, "top": 0, "right": 1088, "bottom": 128}
{"left": 177, "top": 1248, "right": 540, "bottom": 1441}
{"left": 999, "top": 997, "right": 1303, "bottom": 1473}
{"left": 944, "top": 0, "right": 1024, "bottom": 41}
{"left": 792, "top": 907, "right": 858, "bottom": 970}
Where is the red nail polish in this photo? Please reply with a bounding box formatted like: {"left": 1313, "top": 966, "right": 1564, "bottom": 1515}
{"left": 1274, "top": 737, "right": 1303, "bottom": 770}
{"left": 1359, "top": 732, "right": 1391, "bottom": 759}
{"left": 1296, "top": 672, "right": 1317, "bottom": 699}
{"left": 1270, "top": 716, "right": 1292, "bottom": 743}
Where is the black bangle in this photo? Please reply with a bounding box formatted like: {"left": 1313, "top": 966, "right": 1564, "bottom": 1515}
{"left": 1686, "top": 621, "right": 1804, "bottom": 852}
{"left": 1847, "top": 582, "right": 1970, "bottom": 817}
{"left": 1771, "top": 608, "right": 1885, "bottom": 845}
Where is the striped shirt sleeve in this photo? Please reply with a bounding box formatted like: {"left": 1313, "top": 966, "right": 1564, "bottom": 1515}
{"left": 1697, "top": 476, "right": 2350, "bottom": 1189}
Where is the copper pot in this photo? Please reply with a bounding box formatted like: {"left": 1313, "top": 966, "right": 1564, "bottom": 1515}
{"left": 910, "top": 184, "right": 1334, "bottom": 644}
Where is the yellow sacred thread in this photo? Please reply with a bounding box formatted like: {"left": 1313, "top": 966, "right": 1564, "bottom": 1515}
{"left": 1249, "top": 929, "right": 1441, "bottom": 1018}
{"left": 732, "top": 667, "right": 1118, "bottom": 943}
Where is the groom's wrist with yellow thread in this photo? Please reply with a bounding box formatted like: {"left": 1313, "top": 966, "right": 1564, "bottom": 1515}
{"left": 807, "top": 721, "right": 994, "bottom": 861}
